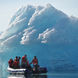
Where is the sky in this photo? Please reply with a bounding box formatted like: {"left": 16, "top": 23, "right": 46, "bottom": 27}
{"left": 0, "top": 0, "right": 78, "bottom": 32}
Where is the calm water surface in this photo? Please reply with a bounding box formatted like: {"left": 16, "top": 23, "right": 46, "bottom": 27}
{"left": 1, "top": 73, "right": 78, "bottom": 78}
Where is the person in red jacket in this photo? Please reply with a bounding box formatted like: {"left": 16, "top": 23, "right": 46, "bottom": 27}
{"left": 30, "top": 56, "right": 39, "bottom": 72}
{"left": 13, "top": 60, "right": 18, "bottom": 69}
{"left": 8, "top": 58, "right": 13, "bottom": 68}
{"left": 31, "top": 56, "right": 38, "bottom": 65}
{"left": 13, "top": 56, "right": 20, "bottom": 69}
{"left": 21, "top": 55, "right": 29, "bottom": 68}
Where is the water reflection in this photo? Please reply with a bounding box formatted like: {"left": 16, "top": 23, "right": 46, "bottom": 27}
{"left": 8, "top": 74, "right": 47, "bottom": 78}
{"left": 8, "top": 73, "right": 78, "bottom": 78}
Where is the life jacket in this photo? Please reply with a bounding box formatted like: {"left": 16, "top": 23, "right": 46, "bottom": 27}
{"left": 32, "top": 58, "right": 38, "bottom": 65}
{"left": 22, "top": 56, "right": 29, "bottom": 66}
{"left": 8, "top": 59, "right": 13, "bottom": 67}
{"left": 13, "top": 60, "right": 18, "bottom": 67}
{"left": 22, "top": 56, "right": 26, "bottom": 63}
{"left": 13, "top": 61, "right": 18, "bottom": 67}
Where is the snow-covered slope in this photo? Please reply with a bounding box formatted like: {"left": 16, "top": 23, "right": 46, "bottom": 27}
{"left": 0, "top": 4, "right": 78, "bottom": 72}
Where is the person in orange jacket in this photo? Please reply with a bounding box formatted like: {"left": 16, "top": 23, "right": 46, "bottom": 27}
{"left": 21, "top": 55, "right": 29, "bottom": 68}
{"left": 8, "top": 58, "right": 13, "bottom": 68}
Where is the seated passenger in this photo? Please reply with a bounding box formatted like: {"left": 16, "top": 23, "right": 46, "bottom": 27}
{"left": 13, "top": 56, "right": 20, "bottom": 69}
{"left": 30, "top": 56, "right": 39, "bottom": 72}
{"left": 31, "top": 56, "right": 38, "bottom": 66}
{"left": 8, "top": 58, "right": 13, "bottom": 68}
{"left": 21, "top": 55, "right": 29, "bottom": 68}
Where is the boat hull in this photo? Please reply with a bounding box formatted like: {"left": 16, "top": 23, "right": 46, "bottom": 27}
{"left": 7, "top": 67, "right": 27, "bottom": 74}
{"left": 7, "top": 67, "right": 47, "bottom": 74}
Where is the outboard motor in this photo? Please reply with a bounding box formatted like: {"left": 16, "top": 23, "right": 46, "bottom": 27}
{"left": 39, "top": 67, "right": 47, "bottom": 73}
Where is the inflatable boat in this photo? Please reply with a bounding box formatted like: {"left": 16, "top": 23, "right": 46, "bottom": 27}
{"left": 7, "top": 67, "right": 47, "bottom": 74}
{"left": 7, "top": 67, "right": 27, "bottom": 74}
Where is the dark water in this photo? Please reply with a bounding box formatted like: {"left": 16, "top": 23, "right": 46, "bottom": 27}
{"left": 48, "top": 73, "right": 78, "bottom": 78}
{"left": 1, "top": 73, "right": 78, "bottom": 78}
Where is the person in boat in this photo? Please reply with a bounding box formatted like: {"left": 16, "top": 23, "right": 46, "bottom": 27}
{"left": 21, "top": 55, "right": 30, "bottom": 68}
{"left": 8, "top": 58, "right": 13, "bottom": 68}
{"left": 31, "top": 56, "right": 38, "bottom": 65}
{"left": 13, "top": 56, "right": 20, "bottom": 69}
{"left": 30, "top": 56, "right": 39, "bottom": 72}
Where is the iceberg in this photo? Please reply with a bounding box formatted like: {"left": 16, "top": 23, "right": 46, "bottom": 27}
{"left": 0, "top": 4, "right": 78, "bottom": 72}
